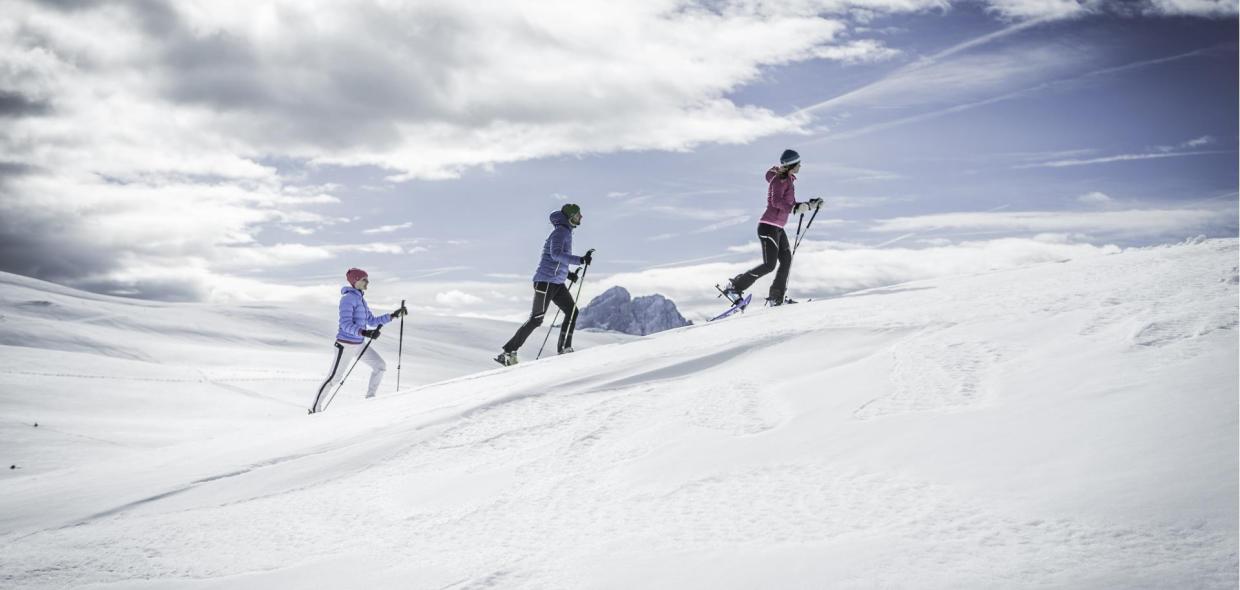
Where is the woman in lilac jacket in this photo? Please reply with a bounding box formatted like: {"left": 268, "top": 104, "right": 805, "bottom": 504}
{"left": 310, "top": 267, "right": 407, "bottom": 413}
{"left": 722, "top": 149, "right": 822, "bottom": 306}
{"left": 495, "top": 204, "right": 594, "bottom": 366}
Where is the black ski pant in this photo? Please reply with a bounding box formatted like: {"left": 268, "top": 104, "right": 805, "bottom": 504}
{"left": 731, "top": 223, "right": 792, "bottom": 301}
{"left": 503, "top": 281, "right": 579, "bottom": 353}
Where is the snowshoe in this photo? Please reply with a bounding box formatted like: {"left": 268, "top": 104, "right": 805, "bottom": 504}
{"left": 494, "top": 351, "right": 519, "bottom": 367}
{"left": 709, "top": 293, "right": 753, "bottom": 322}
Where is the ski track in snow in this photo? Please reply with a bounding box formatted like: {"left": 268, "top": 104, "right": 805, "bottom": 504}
{"left": 1, "top": 241, "right": 1237, "bottom": 588}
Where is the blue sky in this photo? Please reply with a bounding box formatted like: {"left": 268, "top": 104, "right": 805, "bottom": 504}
{"left": 1, "top": 0, "right": 1236, "bottom": 321}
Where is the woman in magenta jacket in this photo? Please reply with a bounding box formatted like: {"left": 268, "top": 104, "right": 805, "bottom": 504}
{"left": 722, "top": 149, "right": 821, "bottom": 306}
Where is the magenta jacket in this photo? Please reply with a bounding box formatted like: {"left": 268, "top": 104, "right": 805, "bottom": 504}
{"left": 758, "top": 167, "right": 796, "bottom": 228}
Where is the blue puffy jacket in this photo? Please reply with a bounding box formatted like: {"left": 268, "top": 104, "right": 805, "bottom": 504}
{"left": 335, "top": 286, "right": 392, "bottom": 344}
{"left": 531, "top": 210, "right": 584, "bottom": 284}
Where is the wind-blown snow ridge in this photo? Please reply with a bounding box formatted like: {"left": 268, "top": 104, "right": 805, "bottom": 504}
{"left": 0, "top": 240, "right": 1236, "bottom": 588}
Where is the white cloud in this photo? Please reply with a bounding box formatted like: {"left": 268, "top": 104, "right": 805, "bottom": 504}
{"left": 0, "top": 0, "right": 948, "bottom": 300}
{"left": 1144, "top": 0, "right": 1238, "bottom": 17}
{"left": 0, "top": 0, "right": 929, "bottom": 183}
{"left": 811, "top": 39, "right": 902, "bottom": 63}
{"left": 1020, "top": 150, "right": 1230, "bottom": 168}
{"left": 362, "top": 222, "right": 414, "bottom": 234}
{"left": 435, "top": 290, "right": 484, "bottom": 306}
{"left": 800, "top": 35, "right": 1101, "bottom": 145}
{"left": 983, "top": 0, "right": 1088, "bottom": 20}
{"left": 984, "top": 0, "right": 1237, "bottom": 20}
{"left": 869, "top": 208, "right": 1234, "bottom": 238}
{"left": 1076, "top": 192, "right": 1114, "bottom": 206}
{"left": 1173, "top": 135, "right": 1214, "bottom": 150}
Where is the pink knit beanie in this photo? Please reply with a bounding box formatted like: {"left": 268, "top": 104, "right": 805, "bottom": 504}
{"left": 346, "top": 268, "right": 368, "bottom": 287}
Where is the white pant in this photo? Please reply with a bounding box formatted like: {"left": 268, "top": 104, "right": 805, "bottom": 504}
{"left": 312, "top": 341, "right": 386, "bottom": 412}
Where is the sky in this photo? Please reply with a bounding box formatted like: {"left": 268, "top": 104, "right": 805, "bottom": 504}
{"left": 1, "top": 0, "right": 1237, "bottom": 322}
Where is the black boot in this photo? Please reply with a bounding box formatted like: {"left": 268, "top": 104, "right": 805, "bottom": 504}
{"left": 720, "top": 280, "right": 744, "bottom": 304}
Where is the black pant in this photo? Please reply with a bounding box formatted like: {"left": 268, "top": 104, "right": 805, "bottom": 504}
{"left": 503, "top": 282, "right": 579, "bottom": 353}
{"left": 731, "top": 223, "right": 792, "bottom": 301}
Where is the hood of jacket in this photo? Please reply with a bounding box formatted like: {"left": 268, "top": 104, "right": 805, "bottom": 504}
{"left": 549, "top": 210, "right": 574, "bottom": 230}
{"left": 341, "top": 286, "right": 363, "bottom": 297}
{"left": 765, "top": 168, "right": 796, "bottom": 183}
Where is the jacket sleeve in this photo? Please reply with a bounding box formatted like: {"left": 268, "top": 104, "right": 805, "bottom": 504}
{"left": 339, "top": 295, "right": 364, "bottom": 337}
{"left": 359, "top": 296, "right": 392, "bottom": 328}
{"left": 548, "top": 227, "right": 583, "bottom": 265}
{"left": 368, "top": 310, "right": 393, "bottom": 327}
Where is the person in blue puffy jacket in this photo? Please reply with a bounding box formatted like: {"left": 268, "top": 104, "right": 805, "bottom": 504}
{"left": 495, "top": 204, "right": 594, "bottom": 366}
{"left": 310, "top": 267, "right": 407, "bottom": 412}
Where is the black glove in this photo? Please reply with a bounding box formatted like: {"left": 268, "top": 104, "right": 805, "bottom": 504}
{"left": 567, "top": 269, "right": 579, "bottom": 283}
{"left": 581, "top": 248, "right": 595, "bottom": 266}
{"left": 391, "top": 306, "right": 408, "bottom": 318}
{"left": 360, "top": 328, "right": 382, "bottom": 339}
{"left": 810, "top": 197, "right": 824, "bottom": 210}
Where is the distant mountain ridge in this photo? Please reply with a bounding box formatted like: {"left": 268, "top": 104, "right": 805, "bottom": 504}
{"left": 577, "top": 286, "right": 692, "bottom": 335}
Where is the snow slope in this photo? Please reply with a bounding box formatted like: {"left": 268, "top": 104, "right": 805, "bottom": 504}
{"left": 1, "top": 240, "right": 1236, "bottom": 589}
{"left": 0, "top": 273, "right": 629, "bottom": 476}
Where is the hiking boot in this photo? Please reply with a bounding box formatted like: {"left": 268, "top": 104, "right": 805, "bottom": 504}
{"left": 721, "top": 280, "right": 744, "bottom": 304}
{"left": 767, "top": 296, "right": 798, "bottom": 307}
{"left": 558, "top": 346, "right": 574, "bottom": 355}
{"left": 494, "top": 351, "right": 518, "bottom": 366}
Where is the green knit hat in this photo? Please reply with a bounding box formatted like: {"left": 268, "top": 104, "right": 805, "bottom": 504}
{"left": 561, "top": 203, "right": 583, "bottom": 227}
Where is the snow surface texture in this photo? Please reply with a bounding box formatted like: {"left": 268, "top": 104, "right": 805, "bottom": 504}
{"left": 577, "top": 286, "right": 693, "bottom": 336}
{"left": 1, "top": 240, "right": 1237, "bottom": 589}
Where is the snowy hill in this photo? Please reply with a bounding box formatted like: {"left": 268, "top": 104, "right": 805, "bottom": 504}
{"left": 0, "top": 272, "right": 629, "bottom": 475}
{"left": 1, "top": 240, "right": 1237, "bottom": 588}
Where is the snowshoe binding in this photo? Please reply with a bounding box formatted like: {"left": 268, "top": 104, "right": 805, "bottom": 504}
{"left": 716, "top": 280, "right": 744, "bottom": 305}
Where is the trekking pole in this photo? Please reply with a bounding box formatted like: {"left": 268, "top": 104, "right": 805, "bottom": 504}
{"left": 317, "top": 329, "right": 379, "bottom": 413}
{"left": 792, "top": 201, "right": 822, "bottom": 256}
{"left": 775, "top": 202, "right": 822, "bottom": 307}
{"left": 536, "top": 267, "right": 579, "bottom": 360}
{"left": 565, "top": 262, "right": 590, "bottom": 341}
{"left": 396, "top": 299, "right": 405, "bottom": 391}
